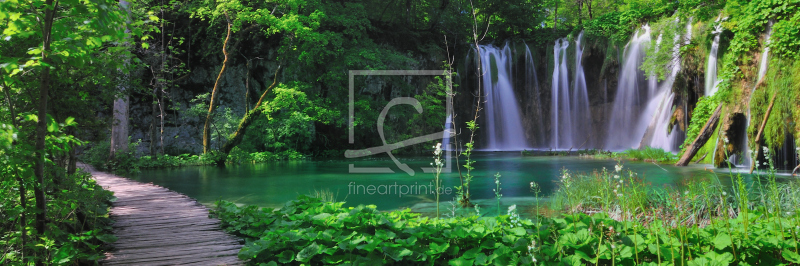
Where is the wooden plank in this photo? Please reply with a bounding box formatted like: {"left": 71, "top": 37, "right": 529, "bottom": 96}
{"left": 104, "top": 249, "right": 240, "bottom": 264}
{"left": 111, "top": 242, "right": 241, "bottom": 254}
{"left": 78, "top": 163, "right": 244, "bottom": 265}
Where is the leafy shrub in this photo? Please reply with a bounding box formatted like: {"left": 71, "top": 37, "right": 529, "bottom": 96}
{"left": 214, "top": 195, "right": 800, "bottom": 265}
{"left": 1, "top": 170, "right": 116, "bottom": 264}
{"left": 81, "top": 139, "right": 141, "bottom": 173}
{"left": 623, "top": 146, "right": 678, "bottom": 163}
{"left": 681, "top": 95, "right": 720, "bottom": 152}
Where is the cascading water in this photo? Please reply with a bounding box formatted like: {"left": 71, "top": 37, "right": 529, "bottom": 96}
{"left": 549, "top": 32, "right": 591, "bottom": 150}
{"left": 705, "top": 20, "right": 723, "bottom": 96}
{"left": 524, "top": 44, "right": 546, "bottom": 147}
{"left": 479, "top": 43, "right": 528, "bottom": 150}
{"left": 550, "top": 38, "right": 571, "bottom": 148}
{"left": 605, "top": 26, "right": 654, "bottom": 150}
{"left": 571, "top": 31, "right": 592, "bottom": 149}
{"left": 735, "top": 20, "right": 773, "bottom": 167}
{"left": 639, "top": 18, "right": 689, "bottom": 152}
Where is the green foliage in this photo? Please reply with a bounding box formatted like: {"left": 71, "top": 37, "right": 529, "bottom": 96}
{"left": 239, "top": 82, "right": 336, "bottom": 154}
{"left": 1, "top": 171, "right": 116, "bottom": 265}
{"left": 623, "top": 146, "right": 678, "bottom": 163}
{"left": 82, "top": 140, "right": 305, "bottom": 170}
{"left": 0, "top": 116, "right": 116, "bottom": 264}
{"left": 215, "top": 192, "right": 800, "bottom": 265}
{"left": 188, "top": 93, "right": 239, "bottom": 151}
{"left": 584, "top": 1, "right": 677, "bottom": 42}
{"left": 682, "top": 95, "right": 720, "bottom": 152}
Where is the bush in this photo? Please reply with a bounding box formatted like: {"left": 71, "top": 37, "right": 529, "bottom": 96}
{"left": 623, "top": 146, "right": 678, "bottom": 163}
{"left": 214, "top": 195, "right": 800, "bottom": 265}
{"left": 1, "top": 170, "right": 116, "bottom": 264}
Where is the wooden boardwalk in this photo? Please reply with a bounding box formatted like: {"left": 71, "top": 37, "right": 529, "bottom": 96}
{"left": 82, "top": 164, "right": 244, "bottom": 265}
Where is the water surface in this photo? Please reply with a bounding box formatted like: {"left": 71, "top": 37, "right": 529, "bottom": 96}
{"left": 132, "top": 152, "right": 749, "bottom": 210}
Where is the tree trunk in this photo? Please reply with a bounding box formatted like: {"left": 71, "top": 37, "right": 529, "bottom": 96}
{"left": 150, "top": 101, "right": 158, "bottom": 158}
{"left": 203, "top": 19, "right": 232, "bottom": 154}
{"left": 217, "top": 66, "right": 281, "bottom": 164}
{"left": 110, "top": 0, "right": 131, "bottom": 158}
{"left": 793, "top": 164, "right": 799, "bottom": 176}
{"left": 110, "top": 95, "right": 129, "bottom": 156}
{"left": 34, "top": 2, "right": 56, "bottom": 262}
{"left": 4, "top": 82, "right": 25, "bottom": 261}
{"left": 676, "top": 104, "right": 723, "bottom": 166}
{"left": 586, "top": 0, "right": 593, "bottom": 19}
{"left": 553, "top": 0, "right": 559, "bottom": 32}
{"left": 750, "top": 92, "right": 778, "bottom": 174}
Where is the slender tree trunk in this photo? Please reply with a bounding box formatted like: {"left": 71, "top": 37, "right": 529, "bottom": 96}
{"left": 750, "top": 92, "right": 778, "bottom": 174}
{"left": 244, "top": 59, "right": 251, "bottom": 111}
{"left": 793, "top": 164, "right": 799, "bottom": 176}
{"left": 553, "top": 0, "right": 559, "bottom": 33}
{"left": 204, "top": 18, "right": 232, "bottom": 154}
{"left": 219, "top": 66, "right": 281, "bottom": 160}
{"left": 110, "top": 0, "right": 131, "bottom": 158}
{"left": 150, "top": 101, "right": 158, "bottom": 158}
{"left": 587, "top": 0, "right": 593, "bottom": 19}
{"left": 34, "top": 2, "right": 56, "bottom": 263}
{"left": 159, "top": 91, "right": 165, "bottom": 155}
{"left": 4, "top": 83, "right": 25, "bottom": 261}
{"left": 675, "top": 104, "right": 723, "bottom": 166}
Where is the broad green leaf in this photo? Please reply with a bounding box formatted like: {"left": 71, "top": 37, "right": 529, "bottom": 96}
{"left": 430, "top": 242, "right": 450, "bottom": 254}
{"left": 277, "top": 250, "right": 294, "bottom": 263}
{"left": 448, "top": 256, "right": 474, "bottom": 266}
{"left": 783, "top": 250, "right": 800, "bottom": 263}
{"left": 295, "top": 242, "right": 320, "bottom": 262}
{"left": 713, "top": 233, "right": 732, "bottom": 250}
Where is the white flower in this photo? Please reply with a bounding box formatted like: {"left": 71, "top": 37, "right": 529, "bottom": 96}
{"left": 722, "top": 191, "right": 727, "bottom": 196}
{"left": 619, "top": 180, "right": 623, "bottom": 184}
{"left": 616, "top": 184, "right": 621, "bottom": 188}
{"left": 615, "top": 165, "right": 623, "bottom": 172}
{"left": 617, "top": 194, "right": 622, "bottom": 197}
{"left": 613, "top": 189, "right": 618, "bottom": 194}
{"left": 685, "top": 191, "right": 689, "bottom": 195}
{"left": 609, "top": 226, "right": 614, "bottom": 231}
{"left": 723, "top": 137, "right": 729, "bottom": 143}
{"left": 611, "top": 244, "right": 616, "bottom": 249}
{"left": 508, "top": 204, "right": 517, "bottom": 212}
{"left": 613, "top": 175, "right": 620, "bottom": 179}
{"left": 763, "top": 146, "right": 769, "bottom": 152}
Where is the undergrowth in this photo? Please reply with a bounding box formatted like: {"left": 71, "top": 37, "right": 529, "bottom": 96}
{"left": 214, "top": 159, "right": 800, "bottom": 265}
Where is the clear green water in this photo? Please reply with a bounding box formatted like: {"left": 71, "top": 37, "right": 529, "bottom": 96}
{"left": 132, "top": 152, "right": 738, "bottom": 210}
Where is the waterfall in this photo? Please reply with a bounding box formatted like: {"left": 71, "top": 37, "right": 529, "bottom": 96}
{"left": 605, "top": 26, "right": 654, "bottom": 150}
{"left": 549, "top": 32, "right": 590, "bottom": 150}
{"left": 571, "top": 31, "right": 591, "bottom": 149}
{"left": 736, "top": 20, "right": 774, "bottom": 167}
{"left": 550, "top": 38, "right": 571, "bottom": 148}
{"left": 480, "top": 43, "right": 528, "bottom": 150}
{"left": 639, "top": 18, "right": 689, "bottom": 152}
{"left": 524, "top": 43, "right": 546, "bottom": 147}
{"left": 705, "top": 22, "right": 723, "bottom": 96}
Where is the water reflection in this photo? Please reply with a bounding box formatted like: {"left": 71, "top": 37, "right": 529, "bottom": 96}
{"left": 132, "top": 152, "right": 763, "bottom": 210}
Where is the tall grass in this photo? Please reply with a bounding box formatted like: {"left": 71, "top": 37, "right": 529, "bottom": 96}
{"left": 549, "top": 160, "right": 800, "bottom": 227}
{"left": 623, "top": 146, "right": 678, "bottom": 163}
